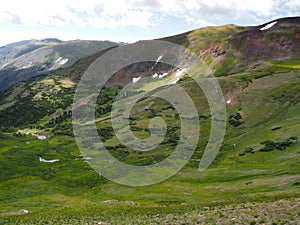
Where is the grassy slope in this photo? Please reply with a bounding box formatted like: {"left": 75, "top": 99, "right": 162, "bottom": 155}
{"left": 0, "top": 69, "right": 299, "bottom": 224}
{"left": 0, "top": 19, "right": 300, "bottom": 224}
{"left": 1, "top": 198, "right": 299, "bottom": 224}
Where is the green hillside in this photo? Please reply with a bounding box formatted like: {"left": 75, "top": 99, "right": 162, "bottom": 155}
{"left": 0, "top": 17, "right": 299, "bottom": 224}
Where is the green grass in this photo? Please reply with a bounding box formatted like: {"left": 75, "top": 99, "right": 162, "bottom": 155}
{"left": 271, "top": 59, "right": 300, "bottom": 70}
{"left": 0, "top": 47, "right": 299, "bottom": 223}
{"left": 0, "top": 70, "right": 299, "bottom": 222}
{"left": 0, "top": 196, "right": 299, "bottom": 224}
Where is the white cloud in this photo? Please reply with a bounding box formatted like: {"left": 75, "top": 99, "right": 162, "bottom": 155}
{"left": 197, "top": 19, "right": 217, "bottom": 27}
{"left": 0, "top": 0, "right": 155, "bottom": 28}
{"left": 87, "top": 10, "right": 154, "bottom": 28}
{"left": 0, "top": 0, "right": 296, "bottom": 29}
{"left": 184, "top": 15, "right": 196, "bottom": 23}
{"left": 0, "top": 0, "right": 84, "bottom": 26}
{"left": 120, "top": 11, "right": 154, "bottom": 27}
{"left": 183, "top": 0, "right": 202, "bottom": 11}
{"left": 285, "top": 0, "right": 300, "bottom": 8}
{"left": 201, "top": 0, "right": 276, "bottom": 16}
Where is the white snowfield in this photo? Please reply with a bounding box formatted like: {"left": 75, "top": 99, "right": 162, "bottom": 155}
{"left": 83, "top": 156, "right": 92, "bottom": 162}
{"left": 55, "top": 57, "right": 62, "bottom": 62}
{"left": 152, "top": 73, "right": 158, "bottom": 78}
{"left": 155, "top": 55, "right": 163, "bottom": 63}
{"left": 158, "top": 73, "right": 168, "bottom": 79}
{"left": 1, "top": 63, "right": 9, "bottom": 69}
{"left": 39, "top": 157, "right": 60, "bottom": 163}
{"left": 55, "top": 57, "right": 69, "bottom": 65}
{"left": 260, "top": 21, "right": 277, "bottom": 31}
{"left": 60, "top": 58, "right": 69, "bottom": 65}
{"left": 32, "top": 134, "right": 47, "bottom": 140}
{"left": 21, "top": 62, "right": 33, "bottom": 69}
{"left": 226, "top": 99, "right": 232, "bottom": 104}
{"left": 133, "top": 77, "right": 141, "bottom": 83}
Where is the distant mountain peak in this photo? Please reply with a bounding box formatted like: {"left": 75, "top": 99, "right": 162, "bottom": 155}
{"left": 0, "top": 39, "right": 119, "bottom": 89}
{"left": 40, "top": 38, "right": 63, "bottom": 43}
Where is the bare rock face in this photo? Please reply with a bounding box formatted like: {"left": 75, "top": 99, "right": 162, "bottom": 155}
{"left": 230, "top": 17, "right": 300, "bottom": 65}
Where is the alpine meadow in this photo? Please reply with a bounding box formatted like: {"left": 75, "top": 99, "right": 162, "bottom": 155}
{"left": 0, "top": 16, "right": 300, "bottom": 225}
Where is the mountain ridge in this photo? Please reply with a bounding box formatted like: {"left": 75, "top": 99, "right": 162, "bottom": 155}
{"left": 0, "top": 39, "right": 119, "bottom": 89}
{"left": 1, "top": 16, "right": 299, "bottom": 91}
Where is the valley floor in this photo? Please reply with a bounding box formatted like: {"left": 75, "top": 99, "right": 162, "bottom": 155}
{"left": 0, "top": 64, "right": 300, "bottom": 225}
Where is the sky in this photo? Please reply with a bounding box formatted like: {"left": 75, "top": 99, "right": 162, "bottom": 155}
{"left": 0, "top": 0, "right": 299, "bottom": 46}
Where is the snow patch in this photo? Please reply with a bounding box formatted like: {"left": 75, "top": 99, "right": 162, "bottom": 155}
{"left": 260, "top": 21, "right": 277, "bottom": 31}
{"left": 60, "top": 58, "right": 69, "bottom": 65}
{"left": 32, "top": 134, "right": 47, "bottom": 140}
{"left": 18, "top": 209, "right": 30, "bottom": 215}
{"left": 175, "top": 68, "right": 186, "bottom": 77}
{"left": 1, "top": 63, "right": 9, "bottom": 69}
{"left": 133, "top": 77, "right": 141, "bottom": 83}
{"left": 83, "top": 156, "right": 92, "bottom": 162}
{"left": 39, "top": 157, "right": 59, "bottom": 163}
{"left": 21, "top": 62, "right": 33, "bottom": 69}
{"left": 155, "top": 55, "right": 163, "bottom": 63}
{"left": 226, "top": 99, "right": 231, "bottom": 104}
{"left": 55, "top": 57, "right": 62, "bottom": 62}
{"left": 55, "top": 57, "right": 69, "bottom": 65}
{"left": 152, "top": 73, "right": 158, "bottom": 78}
{"left": 158, "top": 73, "right": 168, "bottom": 79}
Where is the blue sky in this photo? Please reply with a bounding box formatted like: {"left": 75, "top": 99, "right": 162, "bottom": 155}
{"left": 0, "top": 0, "right": 299, "bottom": 46}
